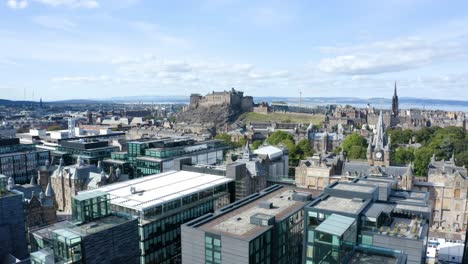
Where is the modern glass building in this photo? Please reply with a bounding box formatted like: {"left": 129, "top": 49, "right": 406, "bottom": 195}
{"left": 303, "top": 178, "right": 431, "bottom": 264}
{"left": 181, "top": 184, "right": 314, "bottom": 264}
{"left": 30, "top": 190, "right": 140, "bottom": 264}
{"left": 79, "top": 170, "right": 235, "bottom": 264}
{"left": 52, "top": 139, "right": 119, "bottom": 166}
{"left": 121, "top": 137, "right": 229, "bottom": 177}
{"left": 0, "top": 138, "right": 50, "bottom": 184}
{"left": 0, "top": 175, "right": 28, "bottom": 262}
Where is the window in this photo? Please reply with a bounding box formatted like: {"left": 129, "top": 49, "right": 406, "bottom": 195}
{"left": 205, "top": 234, "right": 221, "bottom": 264}
{"left": 361, "top": 235, "right": 373, "bottom": 245}
{"left": 454, "top": 189, "right": 461, "bottom": 199}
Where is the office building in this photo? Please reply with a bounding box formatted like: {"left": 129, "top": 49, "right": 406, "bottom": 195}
{"left": 178, "top": 143, "right": 267, "bottom": 201}
{"left": 181, "top": 184, "right": 314, "bottom": 264}
{"left": 52, "top": 138, "right": 119, "bottom": 166}
{"left": 303, "top": 179, "right": 431, "bottom": 264}
{"left": 0, "top": 175, "right": 28, "bottom": 262}
{"left": 113, "top": 137, "right": 228, "bottom": 177}
{"left": 0, "top": 137, "right": 50, "bottom": 184}
{"left": 79, "top": 170, "right": 235, "bottom": 263}
{"left": 30, "top": 190, "right": 139, "bottom": 264}
{"left": 253, "top": 145, "right": 290, "bottom": 184}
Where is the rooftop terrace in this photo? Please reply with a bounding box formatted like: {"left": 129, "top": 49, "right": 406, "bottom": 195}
{"left": 199, "top": 187, "right": 310, "bottom": 240}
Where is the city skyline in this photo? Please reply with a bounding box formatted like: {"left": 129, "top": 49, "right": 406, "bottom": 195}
{"left": 1, "top": 0, "right": 468, "bottom": 101}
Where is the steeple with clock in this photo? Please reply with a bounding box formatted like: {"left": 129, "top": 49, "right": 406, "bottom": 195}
{"left": 367, "top": 111, "right": 392, "bottom": 166}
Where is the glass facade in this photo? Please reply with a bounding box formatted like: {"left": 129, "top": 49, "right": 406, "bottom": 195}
{"left": 109, "top": 182, "right": 232, "bottom": 264}
{"left": 56, "top": 145, "right": 118, "bottom": 165}
{"left": 249, "top": 230, "right": 272, "bottom": 264}
{"left": 52, "top": 229, "right": 82, "bottom": 263}
{"left": 305, "top": 212, "right": 357, "bottom": 264}
{"left": 139, "top": 195, "right": 230, "bottom": 264}
{"left": 72, "top": 192, "right": 111, "bottom": 225}
{"left": 122, "top": 139, "right": 228, "bottom": 178}
{"left": 275, "top": 210, "right": 304, "bottom": 264}
{"left": 0, "top": 146, "right": 49, "bottom": 184}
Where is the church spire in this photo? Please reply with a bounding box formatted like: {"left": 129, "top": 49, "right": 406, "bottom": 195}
{"left": 392, "top": 81, "right": 399, "bottom": 117}
{"left": 243, "top": 141, "right": 253, "bottom": 161}
{"left": 373, "top": 111, "right": 386, "bottom": 149}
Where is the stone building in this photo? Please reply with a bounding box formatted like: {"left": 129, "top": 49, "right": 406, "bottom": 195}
{"left": 413, "top": 155, "right": 468, "bottom": 232}
{"left": 51, "top": 157, "right": 125, "bottom": 213}
{"left": 367, "top": 111, "right": 392, "bottom": 166}
{"left": 308, "top": 131, "right": 344, "bottom": 153}
{"left": 295, "top": 153, "right": 343, "bottom": 190}
{"left": 189, "top": 88, "right": 253, "bottom": 111}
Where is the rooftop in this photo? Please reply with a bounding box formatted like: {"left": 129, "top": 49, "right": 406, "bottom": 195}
{"left": 315, "top": 213, "right": 355, "bottom": 237}
{"left": 312, "top": 196, "right": 369, "bottom": 215}
{"left": 331, "top": 182, "right": 375, "bottom": 193}
{"left": 80, "top": 170, "right": 233, "bottom": 212}
{"left": 33, "top": 214, "right": 134, "bottom": 240}
{"left": 199, "top": 187, "right": 310, "bottom": 240}
{"left": 348, "top": 251, "right": 402, "bottom": 264}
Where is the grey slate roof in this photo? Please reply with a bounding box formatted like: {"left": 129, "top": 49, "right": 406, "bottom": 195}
{"left": 342, "top": 162, "right": 407, "bottom": 177}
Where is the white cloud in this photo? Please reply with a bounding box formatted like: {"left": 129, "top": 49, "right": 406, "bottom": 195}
{"left": 6, "top": 0, "right": 28, "bottom": 9}
{"left": 317, "top": 37, "right": 466, "bottom": 75}
{"left": 33, "top": 0, "right": 99, "bottom": 8}
{"left": 33, "top": 16, "right": 76, "bottom": 31}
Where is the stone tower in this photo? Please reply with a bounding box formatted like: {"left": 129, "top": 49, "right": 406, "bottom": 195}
{"left": 392, "top": 82, "right": 399, "bottom": 118}
{"left": 367, "top": 111, "right": 392, "bottom": 166}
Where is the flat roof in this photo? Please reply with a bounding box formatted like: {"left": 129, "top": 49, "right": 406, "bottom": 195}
{"left": 331, "top": 182, "right": 375, "bottom": 193}
{"left": 348, "top": 251, "right": 401, "bottom": 264}
{"left": 312, "top": 196, "right": 368, "bottom": 215}
{"left": 73, "top": 190, "right": 108, "bottom": 201}
{"left": 199, "top": 187, "right": 310, "bottom": 240}
{"left": 356, "top": 179, "right": 391, "bottom": 188}
{"left": 394, "top": 203, "right": 431, "bottom": 213}
{"left": 315, "top": 213, "right": 355, "bottom": 237}
{"left": 33, "top": 214, "right": 134, "bottom": 240}
{"left": 80, "top": 170, "right": 233, "bottom": 212}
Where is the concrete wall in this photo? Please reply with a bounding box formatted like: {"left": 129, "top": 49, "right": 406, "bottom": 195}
{"left": 181, "top": 225, "right": 206, "bottom": 264}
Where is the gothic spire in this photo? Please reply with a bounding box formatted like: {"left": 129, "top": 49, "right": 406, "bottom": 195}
{"left": 243, "top": 141, "right": 253, "bottom": 161}
{"left": 405, "top": 163, "right": 414, "bottom": 177}
{"left": 30, "top": 175, "right": 37, "bottom": 185}
{"left": 373, "top": 111, "right": 386, "bottom": 149}
{"left": 394, "top": 81, "right": 397, "bottom": 97}
{"left": 45, "top": 182, "right": 55, "bottom": 197}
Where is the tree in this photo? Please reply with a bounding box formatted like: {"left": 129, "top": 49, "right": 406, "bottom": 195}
{"left": 215, "top": 133, "right": 236, "bottom": 148}
{"left": 387, "top": 128, "right": 413, "bottom": 146}
{"left": 47, "top": 125, "right": 62, "bottom": 131}
{"left": 266, "top": 131, "right": 294, "bottom": 145}
{"left": 251, "top": 140, "right": 263, "bottom": 150}
{"left": 414, "top": 147, "right": 433, "bottom": 176}
{"left": 296, "top": 139, "right": 314, "bottom": 158}
{"left": 342, "top": 132, "right": 368, "bottom": 159}
{"left": 238, "top": 137, "right": 247, "bottom": 148}
{"left": 393, "top": 147, "right": 415, "bottom": 165}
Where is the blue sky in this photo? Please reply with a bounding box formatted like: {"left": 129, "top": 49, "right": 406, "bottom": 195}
{"left": 1, "top": 0, "right": 468, "bottom": 101}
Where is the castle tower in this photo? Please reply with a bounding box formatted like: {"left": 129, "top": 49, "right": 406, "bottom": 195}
{"left": 392, "top": 82, "right": 399, "bottom": 118}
